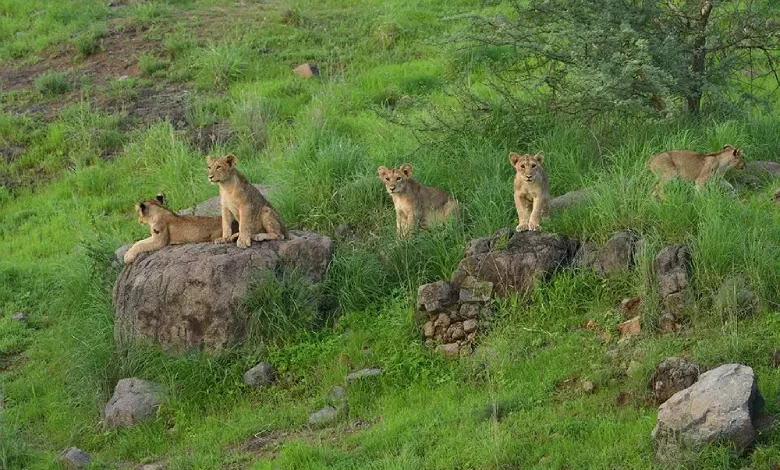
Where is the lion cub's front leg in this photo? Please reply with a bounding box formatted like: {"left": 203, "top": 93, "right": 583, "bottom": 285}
{"left": 214, "top": 204, "right": 235, "bottom": 244}
{"left": 514, "top": 194, "right": 531, "bottom": 232}
{"left": 528, "top": 196, "right": 547, "bottom": 231}
{"left": 124, "top": 228, "right": 168, "bottom": 264}
{"left": 396, "top": 209, "right": 414, "bottom": 239}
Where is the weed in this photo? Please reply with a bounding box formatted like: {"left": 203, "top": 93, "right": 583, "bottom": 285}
{"left": 33, "top": 71, "right": 70, "bottom": 96}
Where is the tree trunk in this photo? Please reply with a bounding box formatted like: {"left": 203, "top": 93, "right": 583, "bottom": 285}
{"left": 687, "top": 0, "right": 714, "bottom": 114}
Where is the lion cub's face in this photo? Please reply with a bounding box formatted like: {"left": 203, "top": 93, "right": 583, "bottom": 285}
{"left": 378, "top": 163, "right": 414, "bottom": 195}
{"left": 720, "top": 145, "right": 746, "bottom": 170}
{"left": 136, "top": 193, "right": 167, "bottom": 224}
{"left": 510, "top": 152, "right": 545, "bottom": 182}
{"left": 207, "top": 154, "right": 237, "bottom": 184}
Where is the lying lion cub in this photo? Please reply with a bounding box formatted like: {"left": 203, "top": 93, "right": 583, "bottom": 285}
{"left": 124, "top": 193, "right": 225, "bottom": 264}
{"left": 377, "top": 163, "right": 457, "bottom": 239}
{"left": 649, "top": 144, "right": 746, "bottom": 198}
{"left": 207, "top": 154, "right": 288, "bottom": 248}
{"left": 510, "top": 152, "right": 550, "bottom": 232}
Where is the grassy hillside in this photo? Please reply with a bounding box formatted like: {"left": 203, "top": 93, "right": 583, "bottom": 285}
{"left": 1, "top": 0, "right": 778, "bottom": 468}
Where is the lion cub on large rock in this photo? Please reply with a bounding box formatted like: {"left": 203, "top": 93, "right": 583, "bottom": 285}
{"left": 649, "top": 144, "right": 746, "bottom": 198}
{"left": 124, "top": 193, "right": 225, "bottom": 264}
{"left": 207, "top": 154, "right": 287, "bottom": 248}
{"left": 510, "top": 152, "right": 550, "bottom": 232}
{"left": 377, "top": 163, "right": 457, "bottom": 239}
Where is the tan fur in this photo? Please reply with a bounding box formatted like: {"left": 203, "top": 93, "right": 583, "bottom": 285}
{"left": 124, "top": 193, "right": 225, "bottom": 264}
{"left": 207, "top": 154, "right": 287, "bottom": 248}
{"left": 377, "top": 163, "right": 457, "bottom": 239}
{"left": 649, "top": 144, "right": 746, "bottom": 198}
{"left": 510, "top": 152, "right": 550, "bottom": 232}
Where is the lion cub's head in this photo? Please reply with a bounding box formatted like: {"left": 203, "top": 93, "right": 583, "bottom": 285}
{"left": 378, "top": 163, "right": 414, "bottom": 195}
{"left": 135, "top": 193, "right": 167, "bottom": 224}
{"left": 509, "top": 152, "right": 545, "bottom": 182}
{"left": 718, "top": 144, "right": 746, "bottom": 170}
{"left": 207, "top": 154, "right": 237, "bottom": 184}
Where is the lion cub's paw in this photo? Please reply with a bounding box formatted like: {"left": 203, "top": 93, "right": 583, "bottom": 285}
{"left": 515, "top": 224, "right": 527, "bottom": 232}
{"left": 123, "top": 252, "right": 136, "bottom": 264}
{"left": 236, "top": 236, "right": 252, "bottom": 248}
{"left": 527, "top": 221, "right": 541, "bottom": 231}
{"left": 214, "top": 237, "right": 232, "bottom": 244}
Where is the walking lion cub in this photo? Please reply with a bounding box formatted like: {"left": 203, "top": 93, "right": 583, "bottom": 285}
{"left": 124, "top": 193, "right": 225, "bottom": 264}
{"left": 377, "top": 163, "right": 457, "bottom": 239}
{"left": 648, "top": 144, "right": 746, "bottom": 198}
{"left": 207, "top": 154, "right": 288, "bottom": 248}
{"left": 510, "top": 152, "right": 550, "bottom": 232}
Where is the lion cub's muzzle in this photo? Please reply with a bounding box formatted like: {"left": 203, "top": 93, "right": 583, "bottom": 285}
{"left": 525, "top": 175, "right": 535, "bottom": 182}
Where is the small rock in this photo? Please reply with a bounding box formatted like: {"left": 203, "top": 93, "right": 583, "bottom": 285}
{"left": 573, "top": 242, "right": 598, "bottom": 270}
{"left": 334, "top": 223, "right": 353, "bottom": 239}
{"left": 658, "top": 313, "right": 680, "bottom": 334}
{"left": 549, "top": 188, "right": 593, "bottom": 212}
{"left": 423, "top": 321, "right": 435, "bottom": 338}
{"left": 293, "top": 63, "right": 320, "bottom": 78}
{"left": 654, "top": 245, "right": 692, "bottom": 317}
{"left": 11, "top": 312, "right": 27, "bottom": 322}
{"left": 594, "top": 231, "right": 637, "bottom": 277}
{"left": 57, "top": 447, "right": 92, "bottom": 468}
{"left": 460, "top": 303, "right": 480, "bottom": 319}
{"left": 103, "top": 378, "right": 164, "bottom": 430}
{"left": 308, "top": 406, "right": 339, "bottom": 426}
{"left": 463, "top": 319, "right": 478, "bottom": 334}
{"left": 138, "top": 465, "right": 165, "bottom": 470}
{"left": 433, "top": 313, "right": 451, "bottom": 330}
{"left": 447, "top": 324, "right": 466, "bottom": 341}
{"left": 459, "top": 278, "right": 494, "bottom": 303}
{"left": 242, "top": 362, "right": 276, "bottom": 387}
{"left": 651, "top": 357, "right": 700, "bottom": 405}
{"left": 437, "top": 343, "right": 460, "bottom": 358}
{"left": 617, "top": 316, "right": 641, "bottom": 340}
{"left": 582, "top": 380, "right": 595, "bottom": 394}
{"left": 417, "top": 281, "right": 456, "bottom": 314}
{"left": 345, "top": 368, "right": 383, "bottom": 382}
{"left": 618, "top": 297, "right": 642, "bottom": 319}
{"left": 328, "top": 385, "right": 347, "bottom": 404}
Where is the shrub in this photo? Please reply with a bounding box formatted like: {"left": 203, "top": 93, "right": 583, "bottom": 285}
{"left": 34, "top": 71, "right": 70, "bottom": 96}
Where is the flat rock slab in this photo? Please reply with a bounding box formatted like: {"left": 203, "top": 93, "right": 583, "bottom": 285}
{"left": 345, "top": 368, "right": 383, "bottom": 382}
{"left": 652, "top": 363, "right": 764, "bottom": 463}
{"left": 113, "top": 231, "right": 332, "bottom": 353}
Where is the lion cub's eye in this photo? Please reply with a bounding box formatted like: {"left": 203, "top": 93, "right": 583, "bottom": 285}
{"left": 396, "top": 177, "right": 401, "bottom": 181}
{"left": 531, "top": 164, "right": 537, "bottom": 168}
{"left": 520, "top": 165, "right": 525, "bottom": 169}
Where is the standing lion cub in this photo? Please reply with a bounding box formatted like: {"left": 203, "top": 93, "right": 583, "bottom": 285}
{"left": 648, "top": 144, "right": 746, "bottom": 198}
{"left": 124, "top": 193, "right": 226, "bottom": 264}
{"left": 377, "top": 163, "right": 457, "bottom": 239}
{"left": 207, "top": 154, "right": 288, "bottom": 248}
{"left": 510, "top": 152, "right": 550, "bottom": 232}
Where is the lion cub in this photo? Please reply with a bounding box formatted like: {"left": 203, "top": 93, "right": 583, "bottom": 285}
{"left": 649, "top": 144, "right": 746, "bottom": 198}
{"left": 377, "top": 163, "right": 457, "bottom": 239}
{"left": 510, "top": 152, "right": 550, "bottom": 232}
{"left": 207, "top": 154, "right": 287, "bottom": 248}
{"left": 124, "top": 193, "right": 225, "bottom": 264}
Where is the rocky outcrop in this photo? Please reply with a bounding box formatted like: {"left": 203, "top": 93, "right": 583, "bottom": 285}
{"left": 654, "top": 245, "right": 692, "bottom": 331}
{"left": 453, "top": 230, "right": 579, "bottom": 297}
{"left": 113, "top": 231, "right": 332, "bottom": 353}
{"left": 650, "top": 357, "right": 700, "bottom": 405}
{"left": 652, "top": 363, "right": 765, "bottom": 463}
{"left": 103, "top": 378, "right": 164, "bottom": 430}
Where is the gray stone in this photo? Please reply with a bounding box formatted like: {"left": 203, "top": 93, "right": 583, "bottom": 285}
{"left": 458, "top": 278, "right": 493, "bottom": 303}
{"left": 104, "top": 378, "right": 164, "bottom": 430}
{"left": 334, "top": 223, "right": 353, "bottom": 239}
{"left": 594, "top": 231, "right": 637, "bottom": 277}
{"left": 654, "top": 245, "right": 692, "bottom": 318}
{"left": 138, "top": 465, "right": 166, "bottom": 470}
{"left": 328, "top": 385, "right": 347, "bottom": 404}
{"left": 11, "top": 312, "right": 27, "bottom": 322}
{"left": 423, "top": 320, "right": 435, "bottom": 338}
{"left": 715, "top": 276, "right": 763, "bottom": 319}
{"left": 57, "top": 447, "right": 92, "bottom": 468}
{"left": 652, "top": 364, "right": 765, "bottom": 463}
{"left": 453, "top": 231, "right": 579, "bottom": 298}
{"left": 549, "top": 188, "right": 594, "bottom": 213}
{"left": 573, "top": 242, "right": 598, "bottom": 270}
{"left": 436, "top": 343, "right": 460, "bottom": 358}
{"left": 243, "top": 362, "right": 275, "bottom": 387}
{"left": 113, "top": 231, "right": 332, "bottom": 353}
{"left": 308, "top": 406, "right": 339, "bottom": 426}
{"left": 345, "top": 368, "right": 383, "bottom": 382}
{"left": 463, "top": 228, "right": 513, "bottom": 258}
{"left": 416, "top": 281, "right": 456, "bottom": 314}
{"left": 650, "top": 357, "right": 700, "bottom": 405}
{"left": 115, "top": 245, "right": 129, "bottom": 264}
{"left": 460, "top": 303, "right": 480, "bottom": 319}
{"left": 177, "top": 185, "right": 272, "bottom": 217}
{"left": 463, "top": 319, "right": 478, "bottom": 333}
{"left": 447, "top": 324, "right": 466, "bottom": 341}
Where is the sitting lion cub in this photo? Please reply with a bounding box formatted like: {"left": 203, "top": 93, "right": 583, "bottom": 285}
{"left": 510, "top": 152, "right": 550, "bottom": 232}
{"left": 124, "top": 193, "right": 225, "bottom": 264}
{"left": 377, "top": 163, "right": 457, "bottom": 239}
{"left": 649, "top": 144, "right": 746, "bottom": 198}
{"left": 207, "top": 154, "right": 287, "bottom": 248}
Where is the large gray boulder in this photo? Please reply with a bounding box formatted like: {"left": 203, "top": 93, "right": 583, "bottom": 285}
{"left": 652, "top": 363, "right": 765, "bottom": 463}
{"left": 113, "top": 231, "right": 332, "bottom": 353}
{"left": 453, "top": 230, "right": 579, "bottom": 297}
{"left": 103, "top": 378, "right": 164, "bottom": 430}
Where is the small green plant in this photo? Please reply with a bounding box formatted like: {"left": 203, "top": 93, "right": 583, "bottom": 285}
{"left": 194, "top": 43, "right": 248, "bottom": 90}
{"left": 34, "top": 71, "right": 70, "bottom": 96}
{"left": 74, "top": 26, "right": 106, "bottom": 57}
{"left": 138, "top": 53, "right": 168, "bottom": 77}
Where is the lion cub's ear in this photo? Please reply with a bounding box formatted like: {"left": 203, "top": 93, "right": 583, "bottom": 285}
{"left": 224, "top": 154, "right": 237, "bottom": 167}
{"left": 400, "top": 163, "right": 413, "bottom": 177}
{"left": 378, "top": 166, "right": 389, "bottom": 179}
{"left": 155, "top": 193, "right": 166, "bottom": 205}
{"left": 509, "top": 152, "right": 521, "bottom": 166}
{"left": 534, "top": 152, "right": 545, "bottom": 165}
{"left": 138, "top": 202, "right": 148, "bottom": 216}
{"left": 722, "top": 144, "right": 734, "bottom": 151}
{"left": 206, "top": 156, "right": 214, "bottom": 164}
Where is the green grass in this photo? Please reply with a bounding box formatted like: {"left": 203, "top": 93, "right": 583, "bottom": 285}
{"left": 1, "top": 0, "right": 778, "bottom": 469}
{"left": 33, "top": 71, "right": 70, "bottom": 96}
